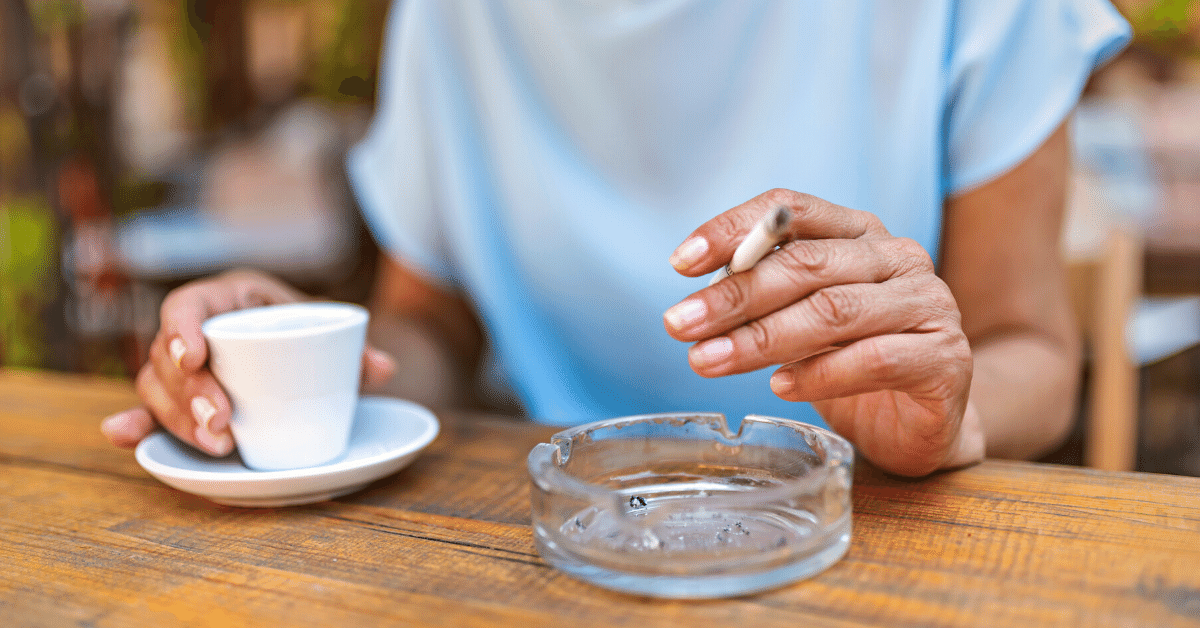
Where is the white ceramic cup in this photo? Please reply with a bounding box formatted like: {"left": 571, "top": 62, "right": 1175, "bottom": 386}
{"left": 201, "top": 302, "right": 369, "bottom": 471}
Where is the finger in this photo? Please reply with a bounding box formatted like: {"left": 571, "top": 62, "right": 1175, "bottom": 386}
{"left": 186, "top": 374, "right": 235, "bottom": 436}
{"left": 135, "top": 362, "right": 190, "bottom": 443}
{"left": 136, "top": 363, "right": 233, "bottom": 456}
{"left": 159, "top": 271, "right": 303, "bottom": 373}
{"left": 669, "top": 188, "right": 888, "bottom": 276}
{"left": 148, "top": 331, "right": 233, "bottom": 436}
{"left": 100, "top": 406, "right": 157, "bottom": 448}
{"left": 148, "top": 329, "right": 193, "bottom": 406}
{"left": 686, "top": 276, "right": 957, "bottom": 377}
{"left": 774, "top": 332, "right": 973, "bottom": 478}
{"left": 157, "top": 282, "right": 232, "bottom": 374}
{"left": 768, "top": 331, "right": 972, "bottom": 404}
{"left": 665, "top": 237, "right": 933, "bottom": 341}
{"left": 362, "top": 345, "right": 396, "bottom": 391}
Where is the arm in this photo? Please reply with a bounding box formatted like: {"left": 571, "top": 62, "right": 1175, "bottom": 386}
{"left": 365, "top": 254, "right": 484, "bottom": 409}
{"left": 663, "top": 124, "right": 1078, "bottom": 476}
{"left": 940, "top": 122, "right": 1081, "bottom": 459}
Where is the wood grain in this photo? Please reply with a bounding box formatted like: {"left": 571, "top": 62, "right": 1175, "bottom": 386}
{"left": 3, "top": 369, "right": 1200, "bottom": 627}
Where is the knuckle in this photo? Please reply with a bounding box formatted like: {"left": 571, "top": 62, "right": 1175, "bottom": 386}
{"left": 805, "top": 357, "right": 837, "bottom": 391}
{"left": 807, "top": 286, "right": 860, "bottom": 330}
{"left": 158, "top": 290, "right": 182, "bottom": 322}
{"left": 945, "top": 332, "right": 973, "bottom": 367}
{"left": 194, "top": 375, "right": 226, "bottom": 406}
{"left": 762, "top": 188, "right": 799, "bottom": 208}
{"left": 889, "top": 238, "right": 934, "bottom": 274}
{"left": 852, "top": 209, "right": 886, "bottom": 237}
{"left": 922, "top": 277, "right": 961, "bottom": 324}
{"left": 220, "top": 267, "right": 260, "bottom": 285}
{"left": 711, "top": 273, "right": 752, "bottom": 312}
{"left": 901, "top": 238, "right": 934, "bottom": 269}
{"left": 148, "top": 335, "right": 183, "bottom": 383}
{"left": 159, "top": 281, "right": 206, "bottom": 324}
{"left": 224, "top": 270, "right": 285, "bottom": 310}
{"left": 742, "top": 318, "right": 776, "bottom": 356}
{"left": 924, "top": 362, "right": 965, "bottom": 402}
{"left": 778, "top": 240, "right": 834, "bottom": 277}
{"left": 234, "top": 284, "right": 269, "bottom": 309}
{"left": 863, "top": 341, "right": 904, "bottom": 381}
{"left": 864, "top": 240, "right": 892, "bottom": 277}
{"left": 710, "top": 211, "right": 746, "bottom": 244}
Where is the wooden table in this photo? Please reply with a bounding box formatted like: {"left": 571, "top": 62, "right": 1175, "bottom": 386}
{"left": 4, "top": 369, "right": 1200, "bottom": 627}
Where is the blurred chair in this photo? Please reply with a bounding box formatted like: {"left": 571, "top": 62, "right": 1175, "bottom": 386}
{"left": 1070, "top": 229, "right": 1200, "bottom": 472}
{"left": 1069, "top": 227, "right": 1141, "bottom": 471}
{"left": 1068, "top": 100, "right": 1200, "bottom": 472}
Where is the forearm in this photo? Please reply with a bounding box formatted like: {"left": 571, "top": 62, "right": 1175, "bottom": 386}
{"left": 367, "top": 253, "right": 484, "bottom": 409}
{"left": 939, "top": 122, "right": 1080, "bottom": 463}
{"left": 969, "top": 330, "right": 1082, "bottom": 459}
{"left": 366, "top": 310, "right": 478, "bottom": 409}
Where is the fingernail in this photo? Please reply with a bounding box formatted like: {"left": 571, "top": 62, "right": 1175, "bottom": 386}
{"left": 169, "top": 338, "right": 187, "bottom": 368}
{"left": 100, "top": 412, "right": 131, "bottom": 438}
{"left": 689, "top": 337, "right": 733, "bottom": 369}
{"left": 670, "top": 237, "right": 709, "bottom": 271}
{"left": 194, "top": 425, "right": 234, "bottom": 457}
{"left": 191, "top": 396, "right": 216, "bottom": 430}
{"left": 664, "top": 299, "right": 707, "bottom": 331}
{"left": 770, "top": 370, "right": 794, "bottom": 394}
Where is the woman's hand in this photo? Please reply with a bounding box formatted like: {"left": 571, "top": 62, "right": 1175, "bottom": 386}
{"left": 665, "top": 189, "right": 984, "bottom": 476}
{"left": 100, "top": 269, "right": 396, "bottom": 455}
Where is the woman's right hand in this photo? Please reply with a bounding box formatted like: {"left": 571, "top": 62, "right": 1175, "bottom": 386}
{"left": 100, "top": 269, "right": 396, "bottom": 455}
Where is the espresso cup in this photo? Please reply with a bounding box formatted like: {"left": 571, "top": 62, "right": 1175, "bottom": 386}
{"left": 201, "top": 302, "right": 369, "bottom": 471}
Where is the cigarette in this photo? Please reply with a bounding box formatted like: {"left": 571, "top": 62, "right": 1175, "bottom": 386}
{"left": 709, "top": 205, "right": 793, "bottom": 286}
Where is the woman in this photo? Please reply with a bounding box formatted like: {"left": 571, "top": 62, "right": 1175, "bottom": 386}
{"left": 102, "top": 0, "right": 1130, "bottom": 476}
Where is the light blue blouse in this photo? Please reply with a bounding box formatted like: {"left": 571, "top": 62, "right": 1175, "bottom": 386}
{"left": 347, "top": 0, "right": 1130, "bottom": 427}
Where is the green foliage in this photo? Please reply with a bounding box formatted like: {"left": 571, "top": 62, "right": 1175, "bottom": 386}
{"left": 1131, "top": 0, "right": 1200, "bottom": 58}
{"left": 27, "top": 0, "right": 85, "bottom": 31}
{"left": 169, "top": 1, "right": 210, "bottom": 127}
{"left": 310, "top": 0, "right": 380, "bottom": 104}
{"left": 0, "top": 195, "right": 58, "bottom": 368}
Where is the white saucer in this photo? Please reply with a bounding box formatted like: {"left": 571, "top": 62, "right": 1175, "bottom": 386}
{"left": 135, "top": 396, "right": 439, "bottom": 507}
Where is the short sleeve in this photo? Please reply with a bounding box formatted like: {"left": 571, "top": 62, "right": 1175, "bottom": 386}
{"left": 944, "top": 0, "right": 1131, "bottom": 193}
{"left": 345, "top": 0, "right": 456, "bottom": 287}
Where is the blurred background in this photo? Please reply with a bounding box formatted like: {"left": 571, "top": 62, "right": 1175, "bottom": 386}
{"left": 1, "top": 0, "right": 1198, "bottom": 474}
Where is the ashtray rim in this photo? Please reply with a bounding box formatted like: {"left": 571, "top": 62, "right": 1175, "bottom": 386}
{"left": 526, "top": 411, "right": 854, "bottom": 510}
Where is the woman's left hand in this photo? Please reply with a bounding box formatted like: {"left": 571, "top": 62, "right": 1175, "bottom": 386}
{"left": 664, "top": 188, "right": 985, "bottom": 476}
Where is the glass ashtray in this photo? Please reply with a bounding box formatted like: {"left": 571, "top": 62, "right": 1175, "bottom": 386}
{"left": 527, "top": 413, "right": 853, "bottom": 598}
